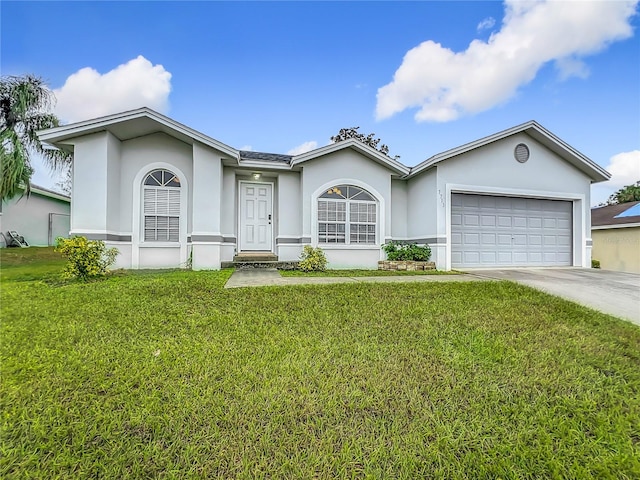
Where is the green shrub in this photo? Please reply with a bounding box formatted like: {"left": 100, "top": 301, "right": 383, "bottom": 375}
{"left": 298, "top": 245, "right": 327, "bottom": 272}
{"left": 55, "top": 236, "right": 118, "bottom": 280}
{"left": 382, "top": 242, "right": 431, "bottom": 261}
{"left": 592, "top": 259, "right": 601, "bottom": 269}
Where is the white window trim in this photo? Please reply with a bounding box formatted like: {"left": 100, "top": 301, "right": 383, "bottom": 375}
{"left": 142, "top": 177, "right": 181, "bottom": 243}
{"left": 318, "top": 197, "right": 377, "bottom": 245}
{"left": 311, "top": 179, "right": 385, "bottom": 250}
{"left": 132, "top": 162, "right": 189, "bottom": 268}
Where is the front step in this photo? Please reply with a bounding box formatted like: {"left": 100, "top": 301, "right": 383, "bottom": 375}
{"left": 233, "top": 252, "right": 278, "bottom": 262}
{"left": 221, "top": 260, "right": 299, "bottom": 270}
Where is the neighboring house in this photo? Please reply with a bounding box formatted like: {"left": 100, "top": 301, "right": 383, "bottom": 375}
{"left": 0, "top": 185, "right": 71, "bottom": 247}
{"left": 37, "top": 108, "right": 610, "bottom": 270}
{"left": 591, "top": 201, "right": 640, "bottom": 274}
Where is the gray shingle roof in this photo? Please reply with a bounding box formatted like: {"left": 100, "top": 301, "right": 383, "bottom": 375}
{"left": 240, "top": 150, "right": 292, "bottom": 164}
{"left": 591, "top": 201, "right": 640, "bottom": 227}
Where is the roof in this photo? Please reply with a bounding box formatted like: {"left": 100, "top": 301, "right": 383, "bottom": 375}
{"left": 5, "top": 184, "right": 70, "bottom": 203}
{"left": 31, "top": 185, "right": 70, "bottom": 202}
{"left": 592, "top": 201, "right": 640, "bottom": 228}
{"left": 408, "top": 120, "right": 610, "bottom": 183}
{"left": 38, "top": 107, "right": 239, "bottom": 158}
{"left": 291, "top": 139, "right": 410, "bottom": 176}
{"left": 240, "top": 150, "right": 292, "bottom": 164}
{"left": 38, "top": 109, "right": 609, "bottom": 182}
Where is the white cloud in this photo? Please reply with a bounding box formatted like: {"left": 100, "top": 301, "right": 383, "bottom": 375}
{"left": 287, "top": 141, "right": 318, "bottom": 155}
{"left": 54, "top": 55, "right": 172, "bottom": 123}
{"left": 377, "top": 0, "right": 638, "bottom": 122}
{"left": 605, "top": 150, "right": 640, "bottom": 187}
{"left": 554, "top": 57, "right": 590, "bottom": 81}
{"left": 477, "top": 16, "right": 496, "bottom": 32}
{"left": 239, "top": 145, "right": 253, "bottom": 151}
{"left": 591, "top": 150, "right": 640, "bottom": 205}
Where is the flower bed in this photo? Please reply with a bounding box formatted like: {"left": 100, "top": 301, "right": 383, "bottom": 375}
{"left": 378, "top": 260, "right": 436, "bottom": 271}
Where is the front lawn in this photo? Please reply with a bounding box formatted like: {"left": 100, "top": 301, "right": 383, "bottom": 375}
{"left": 2, "top": 248, "right": 639, "bottom": 478}
{"left": 280, "top": 268, "right": 459, "bottom": 277}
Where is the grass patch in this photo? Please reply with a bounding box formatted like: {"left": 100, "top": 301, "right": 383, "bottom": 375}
{"left": 0, "top": 246, "right": 67, "bottom": 282}
{"left": 2, "top": 253, "right": 640, "bottom": 478}
{"left": 280, "top": 268, "right": 460, "bottom": 277}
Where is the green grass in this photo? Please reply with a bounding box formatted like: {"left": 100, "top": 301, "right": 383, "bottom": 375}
{"left": 280, "top": 268, "right": 459, "bottom": 277}
{"left": 0, "top": 246, "right": 67, "bottom": 282}
{"left": 2, "top": 247, "right": 640, "bottom": 478}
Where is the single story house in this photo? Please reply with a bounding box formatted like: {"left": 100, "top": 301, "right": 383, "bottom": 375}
{"left": 591, "top": 201, "right": 640, "bottom": 274}
{"left": 38, "top": 108, "right": 610, "bottom": 270}
{"left": 0, "top": 185, "right": 70, "bottom": 248}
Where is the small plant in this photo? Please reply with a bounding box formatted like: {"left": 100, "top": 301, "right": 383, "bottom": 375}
{"left": 298, "top": 245, "right": 327, "bottom": 272}
{"left": 592, "top": 259, "right": 601, "bottom": 269}
{"left": 382, "top": 242, "right": 431, "bottom": 261}
{"left": 55, "top": 236, "right": 118, "bottom": 280}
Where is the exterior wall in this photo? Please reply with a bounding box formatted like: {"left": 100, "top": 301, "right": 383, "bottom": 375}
{"left": 120, "top": 132, "right": 194, "bottom": 235}
{"left": 591, "top": 227, "right": 640, "bottom": 274}
{"left": 191, "top": 142, "right": 223, "bottom": 270}
{"left": 71, "top": 132, "right": 110, "bottom": 234}
{"left": 0, "top": 192, "right": 70, "bottom": 247}
{"left": 123, "top": 133, "right": 193, "bottom": 269}
{"left": 301, "top": 149, "right": 393, "bottom": 269}
{"left": 405, "top": 169, "right": 442, "bottom": 265}
{"left": 390, "top": 180, "right": 407, "bottom": 240}
{"left": 106, "top": 132, "right": 122, "bottom": 235}
{"left": 430, "top": 132, "right": 593, "bottom": 270}
{"left": 220, "top": 167, "right": 237, "bottom": 262}
{"left": 276, "top": 171, "right": 303, "bottom": 261}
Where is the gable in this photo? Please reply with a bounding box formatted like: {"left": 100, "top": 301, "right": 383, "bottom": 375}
{"left": 292, "top": 140, "right": 409, "bottom": 177}
{"left": 435, "top": 131, "right": 594, "bottom": 194}
{"left": 38, "top": 107, "right": 238, "bottom": 160}
{"left": 409, "top": 121, "right": 609, "bottom": 183}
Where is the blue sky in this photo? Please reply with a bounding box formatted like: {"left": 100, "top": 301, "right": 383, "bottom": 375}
{"left": 3, "top": 1, "right": 639, "bottom": 205}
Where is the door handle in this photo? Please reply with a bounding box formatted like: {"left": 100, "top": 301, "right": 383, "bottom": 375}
{"left": 268, "top": 214, "right": 272, "bottom": 220}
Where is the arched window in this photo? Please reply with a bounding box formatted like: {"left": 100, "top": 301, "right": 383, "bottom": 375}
{"left": 318, "top": 185, "right": 377, "bottom": 244}
{"left": 143, "top": 169, "right": 181, "bottom": 242}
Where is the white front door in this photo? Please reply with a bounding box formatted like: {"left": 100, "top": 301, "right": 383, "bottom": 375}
{"left": 240, "top": 182, "right": 273, "bottom": 251}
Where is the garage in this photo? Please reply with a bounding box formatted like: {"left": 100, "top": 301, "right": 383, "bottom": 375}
{"left": 451, "top": 193, "right": 572, "bottom": 268}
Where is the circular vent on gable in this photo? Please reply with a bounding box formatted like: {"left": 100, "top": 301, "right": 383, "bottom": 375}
{"left": 514, "top": 143, "right": 530, "bottom": 163}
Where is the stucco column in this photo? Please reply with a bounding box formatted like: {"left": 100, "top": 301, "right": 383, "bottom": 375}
{"left": 191, "top": 142, "right": 223, "bottom": 269}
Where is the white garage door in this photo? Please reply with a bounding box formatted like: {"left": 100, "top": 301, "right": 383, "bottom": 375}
{"left": 451, "top": 194, "right": 572, "bottom": 268}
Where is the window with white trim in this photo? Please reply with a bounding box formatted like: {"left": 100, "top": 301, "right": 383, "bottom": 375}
{"left": 318, "top": 185, "right": 377, "bottom": 244}
{"left": 143, "top": 169, "right": 181, "bottom": 242}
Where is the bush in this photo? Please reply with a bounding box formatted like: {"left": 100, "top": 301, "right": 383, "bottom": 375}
{"left": 298, "top": 245, "right": 327, "bottom": 272}
{"left": 592, "top": 259, "right": 601, "bottom": 269}
{"left": 55, "top": 236, "right": 118, "bottom": 280}
{"left": 382, "top": 242, "right": 431, "bottom": 262}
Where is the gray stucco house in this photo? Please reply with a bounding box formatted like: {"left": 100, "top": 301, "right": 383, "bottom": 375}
{"left": 38, "top": 108, "right": 610, "bottom": 270}
{"left": 0, "top": 185, "right": 70, "bottom": 248}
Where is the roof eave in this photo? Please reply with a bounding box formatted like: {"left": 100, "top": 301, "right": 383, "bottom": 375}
{"left": 407, "top": 121, "right": 611, "bottom": 183}
{"left": 237, "top": 160, "right": 291, "bottom": 170}
{"left": 291, "top": 140, "right": 410, "bottom": 176}
{"left": 592, "top": 222, "right": 640, "bottom": 230}
{"left": 38, "top": 107, "right": 240, "bottom": 159}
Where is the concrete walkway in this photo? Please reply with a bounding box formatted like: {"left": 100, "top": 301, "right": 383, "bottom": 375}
{"left": 224, "top": 269, "right": 485, "bottom": 288}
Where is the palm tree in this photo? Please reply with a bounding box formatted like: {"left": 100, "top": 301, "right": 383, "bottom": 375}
{"left": 0, "top": 74, "right": 71, "bottom": 201}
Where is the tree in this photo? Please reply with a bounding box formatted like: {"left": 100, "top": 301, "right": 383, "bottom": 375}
{"left": 55, "top": 164, "right": 72, "bottom": 195}
{"left": 0, "top": 74, "right": 71, "bottom": 201}
{"left": 602, "top": 181, "right": 640, "bottom": 206}
{"left": 331, "top": 127, "right": 400, "bottom": 160}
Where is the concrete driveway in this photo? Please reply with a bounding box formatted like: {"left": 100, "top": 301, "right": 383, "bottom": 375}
{"left": 469, "top": 268, "right": 640, "bottom": 325}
